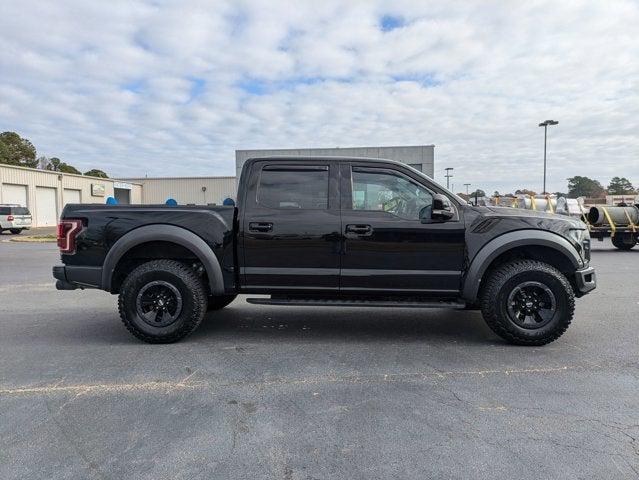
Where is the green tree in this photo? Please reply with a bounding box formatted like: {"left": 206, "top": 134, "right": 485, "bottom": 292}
{"left": 0, "top": 131, "right": 37, "bottom": 168}
{"left": 607, "top": 177, "right": 635, "bottom": 195}
{"left": 84, "top": 169, "right": 109, "bottom": 178}
{"left": 59, "top": 163, "right": 81, "bottom": 175}
{"left": 470, "top": 189, "right": 486, "bottom": 197}
{"left": 515, "top": 189, "right": 537, "bottom": 196}
{"left": 44, "top": 157, "right": 81, "bottom": 175}
{"left": 567, "top": 176, "right": 606, "bottom": 198}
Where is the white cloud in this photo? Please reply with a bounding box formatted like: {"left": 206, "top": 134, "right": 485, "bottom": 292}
{"left": 0, "top": 0, "right": 638, "bottom": 193}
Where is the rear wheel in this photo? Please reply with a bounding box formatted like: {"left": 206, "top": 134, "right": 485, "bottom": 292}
{"left": 612, "top": 234, "right": 637, "bottom": 250}
{"left": 207, "top": 294, "right": 237, "bottom": 311}
{"left": 480, "top": 259, "right": 575, "bottom": 346}
{"left": 118, "top": 260, "right": 208, "bottom": 343}
{"left": 9, "top": 229, "right": 22, "bottom": 234}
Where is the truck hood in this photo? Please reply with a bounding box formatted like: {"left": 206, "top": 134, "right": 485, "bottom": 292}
{"left": 486, "top": 205, "right": 583, "bottom": 224}
{"left": 473, "top": 206, "right": 587, "bottom": 237}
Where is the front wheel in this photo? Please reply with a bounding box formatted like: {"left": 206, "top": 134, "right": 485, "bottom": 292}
{"left": 480, "top": 260, "right": 575, "bottom": 346}
{"left": 118, "top": 260, "right": 208, "bottom": 343}
{"left": 9, "top": 229, "right": 22, "bottom": 234}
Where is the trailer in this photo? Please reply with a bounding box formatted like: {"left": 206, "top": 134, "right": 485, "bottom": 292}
{"left": 487, "top": 194, "right": 638, "bottom": 250}
{"left": 582, "top": 204, "right": 639, "bottom": 250}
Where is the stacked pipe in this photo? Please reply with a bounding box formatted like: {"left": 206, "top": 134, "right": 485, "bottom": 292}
{"left": 556, "top": 197, "right": 586, "bottom": 217}
{"left": 587, "top": 205, "right": 639, "bottom": 227}
{"left": 516, "top": 195, "right": 557, "bottom": 213}
{"left": 492, "top": 196, "right": 519, "bottom": 208}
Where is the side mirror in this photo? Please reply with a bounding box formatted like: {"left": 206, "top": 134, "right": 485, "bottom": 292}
{"left": 431, "top": 194, "right": 454, "bottom": 222}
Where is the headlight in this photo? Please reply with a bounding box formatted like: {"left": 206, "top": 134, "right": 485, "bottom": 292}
{"left": 569, "top": 228, "right": 590, "bottom": 263}
{"left": 568, "top": 228, "right": 586, "bottom": 244}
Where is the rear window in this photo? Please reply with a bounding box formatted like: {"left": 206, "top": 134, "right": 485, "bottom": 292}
{"left": 11, "top": 207, "right": 30, "bottom": 215}
{"left": 257, "top": 166, "right": 329, "bottom": 209}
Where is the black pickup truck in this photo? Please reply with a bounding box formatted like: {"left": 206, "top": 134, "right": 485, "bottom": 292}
{"left": 53, "top": 156, "right": 596, "bottom": 345}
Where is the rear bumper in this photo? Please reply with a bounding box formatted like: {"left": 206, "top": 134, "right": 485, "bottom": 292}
{"left": 53, "top": 265, "right": 102, "bottom": 290}
{"left": 1, "top": 223, "right": 31, "bottom": 229}
{"left": 574, "top": 266, "right": 596, "bottom": 295}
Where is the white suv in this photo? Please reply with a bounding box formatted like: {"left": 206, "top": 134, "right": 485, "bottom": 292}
{"left": 0, "top": 204, "right": 32, "bottom": 234}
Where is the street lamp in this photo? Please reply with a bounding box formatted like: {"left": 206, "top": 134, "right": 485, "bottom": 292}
{"left": 444, "top": 167, "right": 454, "bottom": 189}
{"left": 538, "top": 119, "right": 558, "bottom": 194}
{"left": 464, "top": 183, "right": 471, "bottom": 195}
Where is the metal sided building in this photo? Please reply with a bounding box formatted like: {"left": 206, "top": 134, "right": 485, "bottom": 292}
{"left": 117, "top": 176, "right": 237, "bottom": 206}
{"left": 235, "top": 145, "right": 435, "bottom": 182}
{"left": 0, "top": 164, "right": 142, "bottom": 227}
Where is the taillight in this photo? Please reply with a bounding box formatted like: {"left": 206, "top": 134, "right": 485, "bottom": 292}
{"left": 57, "top": 219, "right": 84, "bottom": 254}
{"left": 7, "top": 215, "right": 14, "bottom": 221}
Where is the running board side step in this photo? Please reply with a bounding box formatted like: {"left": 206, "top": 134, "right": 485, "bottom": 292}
{"left": 246, "top": 297, "right": 466, "bottom": 309}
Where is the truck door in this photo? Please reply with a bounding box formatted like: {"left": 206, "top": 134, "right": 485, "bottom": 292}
{"left": 240, "top": 160, "right": 341, "bottom": 292}
{"left": 339, "top": 162, "right": 465, "bottom": 295}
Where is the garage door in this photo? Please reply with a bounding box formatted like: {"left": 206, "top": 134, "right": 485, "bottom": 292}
{"left": 35, "top": 187, "right": 58, "bottom": 227}
{"left": 114, "top": 188, "right": 130, "bottom": 204}
{"left": 2, "top": 183, "right": 28, "bottom": 207}
{"left": 63, "top": 188, "right": 81, "bottom": 207}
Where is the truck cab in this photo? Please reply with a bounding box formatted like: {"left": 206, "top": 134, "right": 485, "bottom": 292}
{"left": 238, "top": 157, "right": 465, "bottom": 296}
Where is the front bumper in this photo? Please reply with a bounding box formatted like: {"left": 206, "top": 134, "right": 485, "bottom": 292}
{"left": 574, "top": 266, "right": 596, "bottom": 295}
{"left": 53, "top": 265, "right": 102, "bottom": 290}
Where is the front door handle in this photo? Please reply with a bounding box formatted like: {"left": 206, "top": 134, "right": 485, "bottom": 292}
{"left": 249, "top": 222, "right": 273, "bottom": 232}
{"left": 345, "top": 224, "right": 373, "bottom": 236}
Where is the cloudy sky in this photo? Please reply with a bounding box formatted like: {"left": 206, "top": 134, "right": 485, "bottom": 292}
{"left": 1, "top": 0, "right": 637, "bottom": 194}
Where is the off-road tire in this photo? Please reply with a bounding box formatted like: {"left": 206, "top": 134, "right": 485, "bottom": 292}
{"left": 9, "top": 229, "right": 22, "bottom": 234}
{"left": 480, "top": 259, "right": 575, "bottom": 346}
{"left": 612, "top": 235, "right": 637, "bottom": 250}
{"left": 207, "top": 294, "right": 237, "bottom": 311}
{"left": 118, "top": 259, "right": 208, "bottom": 343}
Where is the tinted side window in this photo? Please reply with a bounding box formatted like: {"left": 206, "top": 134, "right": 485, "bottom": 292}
{"left": 352, "top": 169, "right": 433, "bottom": 220}
{"left": 0, "top": 207, "right": 10, "bottom": 215}
{"left": 258, "top": 167, "right": 329, "bottom": 210}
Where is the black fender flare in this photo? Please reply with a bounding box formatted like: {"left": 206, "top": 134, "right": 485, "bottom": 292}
{"left": 101, "top": 224, "right": 224, "bottom": 295}
{"left": 461, "top": 230, "right": 582, "bottom": 302}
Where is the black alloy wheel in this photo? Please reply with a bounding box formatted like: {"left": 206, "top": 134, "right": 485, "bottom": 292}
{"left": 506, "top": 281, "right": 557, "bottom": 329}
{"left": 135, "top": 280, "right": 183, "bottom": 327}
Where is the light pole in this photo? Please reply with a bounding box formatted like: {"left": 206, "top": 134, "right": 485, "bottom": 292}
{"left": 444, "top": 167, "right": 454, "bottom": 189}
{"left": 538, "top": 119, "right": 558, "bottom": 194}
{"left": 464, "top": 183, "right": 471, "bottom": 195}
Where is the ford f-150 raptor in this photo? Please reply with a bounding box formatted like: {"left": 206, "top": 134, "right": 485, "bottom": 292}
{"left": 53, "top": 156, "right": 596, "bottom": 344}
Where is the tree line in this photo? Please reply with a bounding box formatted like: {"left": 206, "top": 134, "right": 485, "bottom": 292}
{"left": 462, "top": 177, "right": 636, "bottom": 199}
{"left": 0, "top": 131, "right": 108, "bottom": 178}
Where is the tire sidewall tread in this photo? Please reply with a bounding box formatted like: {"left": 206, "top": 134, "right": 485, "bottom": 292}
{"left": 480, "top": 259, "right": 575, "bottom": 346}
{"left": 118, "top": 259, "right": 208, "bottom": 343}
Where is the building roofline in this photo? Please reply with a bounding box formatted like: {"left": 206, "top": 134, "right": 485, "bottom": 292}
{"left": 0, "top": 163, "right": 143, "bottom": 183}
{"left": 117, "top": 176, "right": 236, "bottom": 181}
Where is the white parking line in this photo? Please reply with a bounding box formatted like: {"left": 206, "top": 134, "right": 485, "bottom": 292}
{"left": 0, "top": 282, "right": 55, "bottom": 292}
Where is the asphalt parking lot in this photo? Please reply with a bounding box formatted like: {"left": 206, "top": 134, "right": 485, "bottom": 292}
{"left": 0, "top": 239, "right": 637, "bottom": 479}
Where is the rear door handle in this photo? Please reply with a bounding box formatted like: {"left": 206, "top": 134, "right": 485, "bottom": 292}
{"left": 345, "top": 224, "right": 373, "bottom": 236}
{"left": 249, "top": 222, "right": 273, "bottom": 232}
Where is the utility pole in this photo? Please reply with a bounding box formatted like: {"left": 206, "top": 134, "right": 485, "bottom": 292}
{"left": 444, "top": 167, "right": 454, "bottom": 190}
{"left": 538, "top": 119, "right": 558, "bottom": 194}
{"left": 464, "top": 183, "right": 471, "bottom": 195}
